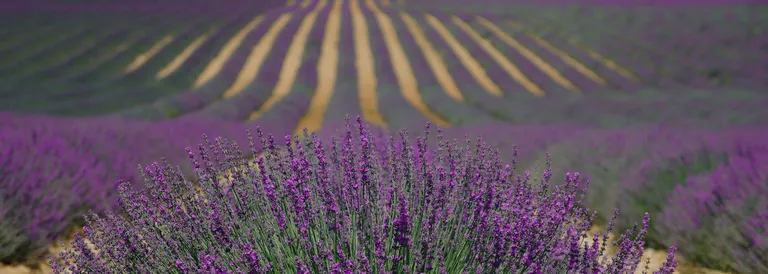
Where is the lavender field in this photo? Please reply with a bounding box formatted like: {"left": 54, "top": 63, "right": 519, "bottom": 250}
{"left": 0, "top": 0, "right": 766, "bottom": 273}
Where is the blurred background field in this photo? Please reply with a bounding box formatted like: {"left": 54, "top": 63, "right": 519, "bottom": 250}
{"left": 0, "top": 0, "right": 766, "bottom": 273}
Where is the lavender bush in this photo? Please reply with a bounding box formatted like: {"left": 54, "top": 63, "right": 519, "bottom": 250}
{"left": 526, "top": 128, "right": 728, "bottom": 225}
{"left": 0, "top": 124, "right": 113, "bottom": 264}
{"left": 51, "top": 117, "right": 677, "bottom": 273}
{"left": 533, "top": 127, "right": 768, "bottom": 272}
{"left": 657, "top": 144, "right": 768, "bottom": 273}
{"left": 0, "top": 111, "right": 280, "bottom": 265}
{"left": 623, "top": 148, "right": 727, "bottom": 247}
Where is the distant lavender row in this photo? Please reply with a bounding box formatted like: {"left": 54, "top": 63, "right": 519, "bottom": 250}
{"left": 657, "top": 144, "right": 768, "bottom": 273}
{"left": 504, "top": 7, "right": 768, "bottom": 89}
{"left": 0, "top": 4, "right": 265, "bottom": 117}
{"left": 405, "top": 5, "right": 767, "bottom": 89}
{"left": 530, "top": 126, "right": 768, "bottom": 273}
{"left": 0, "top": 112, "right": 290, "bottom": 264}
{"left": 61, "top": 6, "right": 268, "bottom": 118}
{"left": 7, "top": 7, "right": 764, "bottom": 125}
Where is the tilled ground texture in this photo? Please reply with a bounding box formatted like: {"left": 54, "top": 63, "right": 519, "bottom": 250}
{"left": 1, "top": 0, "right": 764, "bottom": 131}
{"left": 0, "top": 0, "right": 766, "bottom": 273}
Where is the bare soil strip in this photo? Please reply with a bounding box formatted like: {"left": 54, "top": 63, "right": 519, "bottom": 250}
{"left": 509, "top": 20, "right": 640, "bottom": 83}
{"left": 477, "top": 17, "right": 580, "bottom": 93}
{"left": 366, "top": 0, "right": 451, "bottom": 127}
{"left": 400, "top": 12, "right": 465, "bottom": 102}
{"left": 124, "top": 35, "right": 174, "bottom": 73}
{"left": 245, "top": 2, "right": 327, "bottom": 122}
{"left": 452, "top": 16, "right": 545, "bottom": 97}
{"left": 156, "top": 28, "right": 217, "bottom": 80}
{"left": 498, "top": 17, "right": 608, "bottom": 86}
{"left": 424, "top": 13, "right": 503, "bottom": 97}
{"left": 222, "top": 13, "right": 294, "bottom": 100}
{"left": 194, "top": 15, "right": 268, "bottom": 88}
{"left": 351, "top": 0, "right": 388, "bottom": 128}
{"left": 295, "top": 0, "right": 344, "bottom": 134}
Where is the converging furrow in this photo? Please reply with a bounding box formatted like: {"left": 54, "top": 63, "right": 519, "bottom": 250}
{"left": 0, "top": 0, "right": 641, "bottom": 131}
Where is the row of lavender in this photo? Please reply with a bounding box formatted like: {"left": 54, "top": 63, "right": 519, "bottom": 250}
{"left": 90, "top": 2, "right": 704, "bottom": 128}
{"left": 0, "top": 1, "right": 765, "bottom": 272}
{"left": 49, "top": 116, "right": 676, "bottom": 273}
{"left": 397, "top": 3, "right": 768, "bottom": 89}
{"left": 2, "top": 110, "right": 767, "bottom": 272}
{"left": 516, "top": 7, "right": 768, "bottom": 89}
{"left": 2, "top": 0, "right": 764, "bottom": 122}
{"left": 1, "top": 0, "right": 666, "bottom": 126}
{"left": 0, "top": 111, "right": 300, "bottom": 265}
{"left": 0, "top": 4, "right": 284, "bottom": 116}
{"left": 7, "top": 0, "right": 762, "bottom": 130}
{"left": 529, "top": 126, "right": 768, "bottom": 273}
{"left": 0, "top": 109, "right": 565, "bottom": 265}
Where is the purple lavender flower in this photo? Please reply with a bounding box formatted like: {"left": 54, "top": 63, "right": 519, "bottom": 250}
{"left": 0, "top": 111, "right": 274, "bottom": 264}
{"left": 50, "top": 116, "right": 675, "bottom": 273}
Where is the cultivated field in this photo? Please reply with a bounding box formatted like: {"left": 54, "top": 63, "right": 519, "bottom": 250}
{"left": 0, "top": 0, "right": 766, "bottom": 273}
{"left": 5, "top": 0, "right": 749, "bottom": 128}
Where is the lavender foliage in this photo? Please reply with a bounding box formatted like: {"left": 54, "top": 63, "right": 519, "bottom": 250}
{"left": 657, "top": 144, "right": 768, "bottom": 273}
{"left": 531, "top": 127, "right": 768, "bottom": 272}
{"left": 0, "top": 123, "right": 111, "bottom": 264}
{"left": 51, "top": 117, "right": 676, "bottom": 273}
{"left": 0, "top": 111, "right": 278, "bottom": 264}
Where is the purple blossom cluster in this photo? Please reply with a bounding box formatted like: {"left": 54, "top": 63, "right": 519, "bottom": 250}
{"left": 50, "top": 116, "right": 677, "bottom": 273}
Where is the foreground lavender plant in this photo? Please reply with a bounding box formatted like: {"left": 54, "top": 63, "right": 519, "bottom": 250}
{"left": 51, "top": 117, "right": 677, "bottom": 273}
